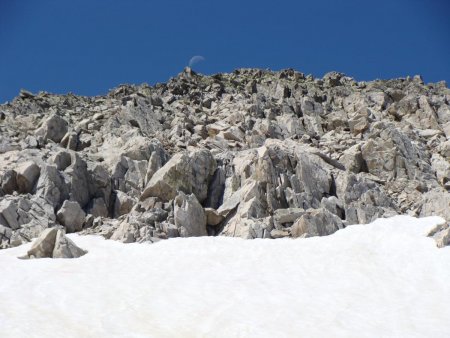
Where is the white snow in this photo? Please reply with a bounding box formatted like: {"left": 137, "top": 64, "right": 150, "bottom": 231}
{"left": 1, "top": 215, "right": 450, "bottom": 338}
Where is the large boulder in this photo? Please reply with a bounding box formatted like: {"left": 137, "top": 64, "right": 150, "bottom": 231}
{"left": 35, "top": 165, "right": 69, "bottom": 209}
{"left": 204, "top": 208, "right": 224, "bottom": 226}
{"left": 52, "top": 229, "right": 88, "bottom": 258}
{"left": 174, "top": 192, "right": 207, "bottom": 237}
{"left": 56, "top": 200, "right": 86, "bottom": 233}
{"left": 219, "top": 215, "right": 273, "bottom": 239}
{"left": 23, "top": 228, "right": 58, "bottom": 258}
{"left": 0, "top": 200, "right": 20, "bottom": 230}
{"left": 113, "top": 191, "right": 136, "bottom": 217}
{"left": 20, "top": 228, "right": 86, "bottom": 259}
{"left": 290, "top": 208, "right": 344, "bottom": 238}
{"left": 15, "top": 161, "right": 40, "bottom": 194}
{"left": 35, "top": 114, "right": 68, "bottom": 143}
{"left": 273, "top": 208, "right": 305, "bottom": 227}
{"left": 87, "top": 197, "right": 109, "bottom": 218}
{"left": 99, "top": 136, "right": 168, "bottom": 196}
{"left": 141, "top": 149, "right": 216, "bottom": 202}
{"left": 420, "top": 189, "right": 450, "bottom": 222}
{"left": 65, "top": 153, "right": 91, "bottom": 208}
{"left": 110, "top": 221, "right": 139, "bottom": 243}
{"left": 340, "top": 144, "right": 364, "bottom": 173}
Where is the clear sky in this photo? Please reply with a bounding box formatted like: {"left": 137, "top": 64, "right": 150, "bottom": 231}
{"left": 1, "top": 0, "right": 449, "bottom": 103}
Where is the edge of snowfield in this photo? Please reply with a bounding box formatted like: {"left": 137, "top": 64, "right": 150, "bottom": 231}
{"left": 1, "top": 215, "right": 449, "bottom": 338}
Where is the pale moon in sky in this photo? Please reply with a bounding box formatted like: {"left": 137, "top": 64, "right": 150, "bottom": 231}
{"left": 189, "top": 55, "right": 205, "bottom": 67}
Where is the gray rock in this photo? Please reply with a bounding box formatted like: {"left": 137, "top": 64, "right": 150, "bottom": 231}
{"left": 220, "top": 215, "right": 273, "bottom": 239}
{"left": 35, "top": 165, "right": 69, "bottom": 209}
{"left": 56, "top": 200, "right": 86, "bottom": 233}
{"left": 65, "top": 153, "right": 90, "bottom": 208}
{"left": 0, "top": 195, "right": 56, "bottom": 248}
{"left": 110, "top": 221, "right": 139, "bottom": 243}
{"left": 290, "top": 208, "right": 344, "bottom": 238}
{"left": 51, "top": 150, "right": 72, "bottom": 171}
{"left": 217, "top": 189, "right": 241, "bottom": 216}
{"left": 0, "top": 169, "right": 17, "bottom": 195}
{"left": 20, "top": 228, "right": 86, "bottom": 259}
{"left": 270, "top": 228, "right": 290, "bottom": 238}
{"left": 431, "top": 153, "right": 450, "bottom": 187}
{"left": 23, "top": 228, "right": 58, "bottom": 258}
{"left": 273, "top": 208, "right": 305, "bottom": 225}
{"left": 348, "top": 107, "right": 370, "bottom": 135}
{"left": 35, "top": 114, "right": 68, "bottom": 143}
{"left": 87, "top": 197, "right": 109, "bottom": 218}
{"left": 0, "top": 200, "right": 20, "bottom": 230}
{"left": 427, "top": 222, "right": 450, "bottom": 248}
{"left": 420, "top": 189, "right": 450, "bottom": 221}
{"left": 0, "top": 224, "right": 13, "bottom": 248}
{"left": 204, "top": 208, "right": 224, "bottom": 226}
{"left": 320, "top": 196, "right": 345, "bottom": 219}
{"left": 340, "top": 144, "right": 364, "bottom": 173}
{"left": 15, "top": 161, "right": 40, "bottom": 194}
{"left": 161, "top": 222, "right": 179, "bottom": 238}
{"left": 141, "top": 149, "right": 216, "bottom": 202}
{"left": 52, "top": 230, "right": 88, "bottom": 258}
{"left": 114, "top": 190, "right": 135, "bottom": 218}
{"left": 174, "top": 192, "right": 207, "bottom": 237}
{"left": 1, "top": 67, "right": 449, "bottom": 245}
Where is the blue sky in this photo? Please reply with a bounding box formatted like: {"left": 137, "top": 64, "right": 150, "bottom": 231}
{"left": 1, "top": 0, "right": 449, "bottom": 103}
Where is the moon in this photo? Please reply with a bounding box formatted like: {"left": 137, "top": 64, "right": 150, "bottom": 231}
{"left": 188, "top": 55, "right": 205, "bottom": 68}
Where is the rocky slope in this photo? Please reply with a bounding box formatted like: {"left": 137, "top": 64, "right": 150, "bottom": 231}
{"left": 1, "top": 68, "right": 449, "bottom": 248}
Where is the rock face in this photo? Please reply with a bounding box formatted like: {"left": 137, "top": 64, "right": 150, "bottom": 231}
{"left": 19, "top": 228, "right": 87, "bottom": 259}
{"left": 0, "top": 68, "right": 449, "bottom": 247}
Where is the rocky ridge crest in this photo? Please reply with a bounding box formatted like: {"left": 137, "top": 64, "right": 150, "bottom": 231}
{"left": 1, "top": 68, "right": 449, "bottom": 248}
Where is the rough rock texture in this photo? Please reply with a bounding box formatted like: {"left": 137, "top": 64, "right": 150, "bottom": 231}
{"left": 174, "top": 192, "right": 207, "bottom": 237}
{"left": 56, "top": 200, "right": 86, "bottom": 233}
{"left": 427, "top": 221, "right": 450, "bottom": 248}
{"left": 140, "top": 149, "right": 216, "bottom": 202}
{"left": 19, "top": 227, "right": 87, "bottom": 259}
{"left": 1, "top": 68, "right": 449, "bottom": 247}
{"left": 291, "top": 208, "right": 344, "bottom": 237}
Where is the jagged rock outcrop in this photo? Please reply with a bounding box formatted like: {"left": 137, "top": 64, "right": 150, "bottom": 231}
{"left": 0, "top": 67, "right": 449, "bottom": 247}
{"left": 18, "top": 227, "right": 87, "bottom": 259}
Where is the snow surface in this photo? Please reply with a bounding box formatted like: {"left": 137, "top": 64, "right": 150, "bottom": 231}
{"left": 1, "top": 216, "right": 450, "bottom": 338}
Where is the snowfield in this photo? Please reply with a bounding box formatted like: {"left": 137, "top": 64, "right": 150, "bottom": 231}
{"left": 1, "top": 216, "right": 450, "bottom": 338}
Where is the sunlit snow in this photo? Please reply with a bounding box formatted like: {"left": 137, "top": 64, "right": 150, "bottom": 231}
{"left": 1, "top": 216, "right": 450, "bottom": 338}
